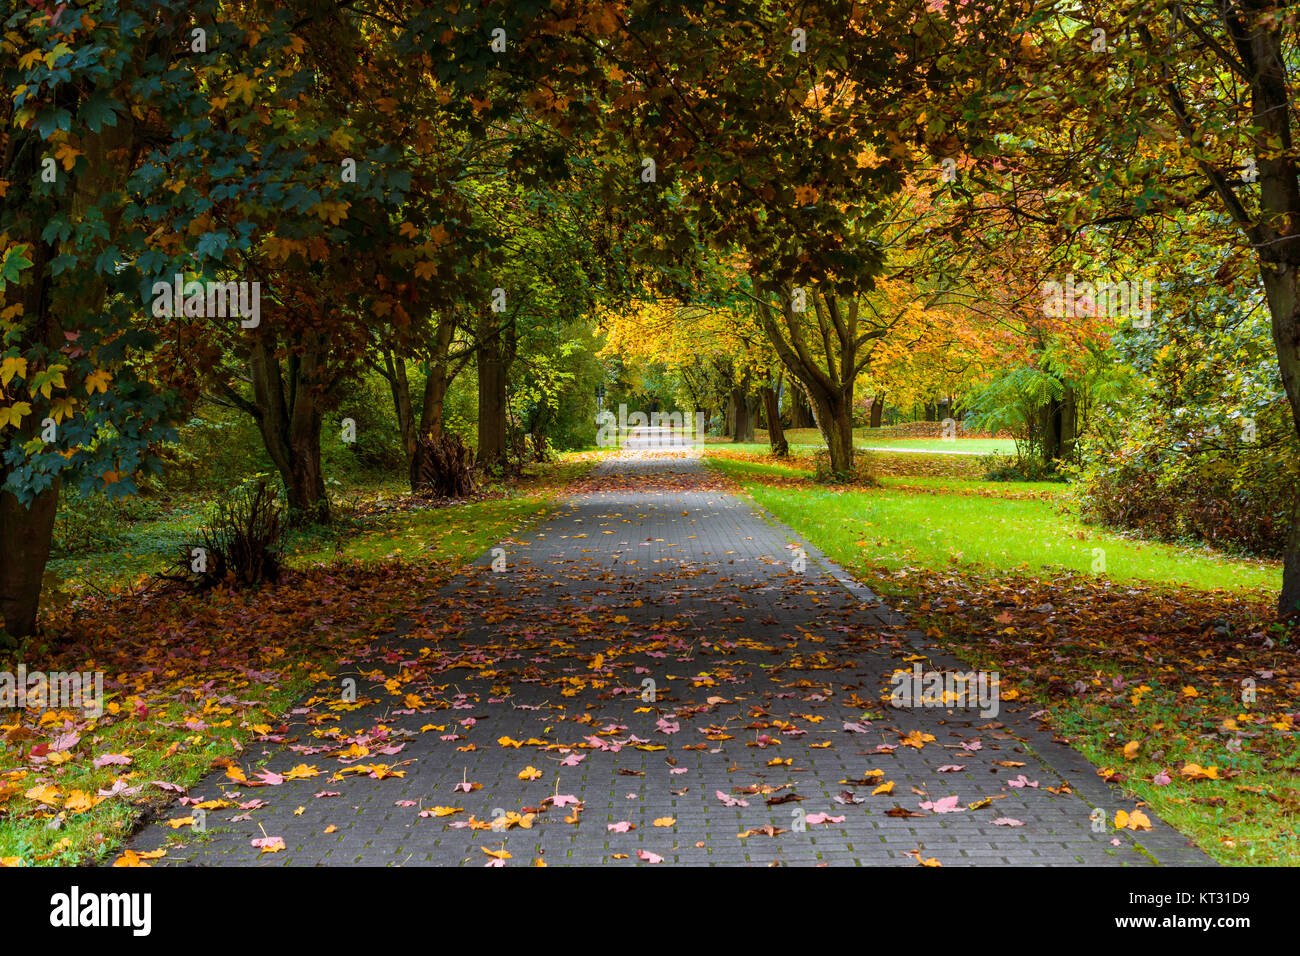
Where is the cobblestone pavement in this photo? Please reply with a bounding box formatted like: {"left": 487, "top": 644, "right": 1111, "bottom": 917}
{"left": 128, "top": 439, "right": 1213, "bottom": 866}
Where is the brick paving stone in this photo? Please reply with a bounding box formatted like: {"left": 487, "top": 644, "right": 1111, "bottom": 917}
{"left": 125, "top": 441, "right": 1214, "bottom": 867}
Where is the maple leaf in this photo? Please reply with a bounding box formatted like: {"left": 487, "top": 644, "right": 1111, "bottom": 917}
{"left": 84, "top": 369, "right": 111, "bottom": 395}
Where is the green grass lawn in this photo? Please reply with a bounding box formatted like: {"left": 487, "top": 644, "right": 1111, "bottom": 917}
{"left": 707, "top": 454, "right": 1278, "bottom": 595}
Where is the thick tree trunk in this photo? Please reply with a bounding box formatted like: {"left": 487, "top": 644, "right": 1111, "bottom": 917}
{"left": 810, "top": 393, "right": 855, "bottom": 477}
{"left": 248, "top": 336, "right": 330, "bottom": 525}
{"left": 397, "top": 360, "right": 451, "bottom": 490}
{"left": 761, "top": 386, "right": 788, "bottom": 456}
{"left": 0, "top": 480, "right": 60, "bottom": 641}
{"left": 756, "top": 289, "right": 863, "bottom": 478}
{"left": 869, "top": 392, "right": 885, "bottom": 428}
{"left": 730, "top": 387, "right": 757, "bottom": 443}
{"left": 1263, "top": 264, "right": 1300, "bottom": 615}
{"left": 0, "top": 117, "right": 134, "bottom": 637}
{"left": 389, "top": 313, "right": 459, "bottom": 491}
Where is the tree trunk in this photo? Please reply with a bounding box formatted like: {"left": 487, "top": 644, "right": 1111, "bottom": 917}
{"left": 1263, "top": 264, "right": 1300, "bottom": 615}
{"left": 1060, "top": 384, "right": 1077, "bottom": 462}
{"left": 810, "top": 392, "right": 855, "bottom": 477}
{"left": 0, "top": 480, "right": 60, "bottom": 641}
{"left": 248, "top": 335, "right": 330, "bottom": 525}
{"left": 761, "top": 386, "right": 788, "bottom": 456}
{"left": 869, "top": 392, "right": 885, "bottom": 428}
{"left": 0, "top": 116, "right": 134, "bottom": 636}
{"left": 388, "top": 313, "right": 460, "bottom": 491}
{"left": 731, "top": 387, "right": 757, "bottom": 443}
{"left": 756, "top": 289, "right": 863, "bottom": 478}
{"left": 385, "top": 351, "right": 417, "bottom": 482}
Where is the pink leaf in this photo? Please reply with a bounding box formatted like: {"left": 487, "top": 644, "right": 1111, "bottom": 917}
{"left": 804, "top": 813, "right": 846, "bottom": 825}
{"left": 919, "top": 794, "right": 964, "bottom": 813}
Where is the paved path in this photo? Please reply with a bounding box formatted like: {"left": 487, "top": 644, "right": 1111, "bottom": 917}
{"left": 127, "top": 443, "right": 1211, "bottom": 866}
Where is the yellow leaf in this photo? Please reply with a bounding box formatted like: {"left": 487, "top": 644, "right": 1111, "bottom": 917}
{"left": 1122, "top": 740, "right": 1140, "bottom": 760}
{"left": 0, "top": 356, "right": 26, "bottom": 387}
{"left": 481, "top": 846, "right": 511, "bottom": 860}
{"left": 0, "top": 401, "right": 31, "bottom": 430}
{"left": 872, "top": 780, "right": 895, "bottom": 796}
{"left": 228, "top": 74, "right": 257, "bottom": 105}
{"left": 44, "top": 43, "right": 73, "bottom": 68}
{"left": 517, "top": 765, "right": 542, "bottom": 781}
{"left": 84, "top": 369, "right": 110, "bottom": 395}
{"left": 653, "top": 817, "right": 676, "bottom": 827}
{"left": 24, "top": 783, "right": 59, "bottom": 804}
{"left": 54, "top": 143, "right": 81, "bottom": 171}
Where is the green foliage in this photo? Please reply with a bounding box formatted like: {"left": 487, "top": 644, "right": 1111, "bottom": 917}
{"left": 155, "top": 408, "right": 273, "bottom": 495}
{"left": 1075, "top": 288, "right": 1295, "bottom": 556}
{"left": 328, "top": 374, "right": 406, "bottom": 478}
{"left": 52, "top": 488, "right": 158, "bottom": 555}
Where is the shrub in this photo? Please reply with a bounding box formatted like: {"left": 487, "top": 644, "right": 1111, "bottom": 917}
{"left": 981, "top": 454, "right": 1066, "bottom": 483}
{"left": 160, "top": 479, "right": 286, "bottom": 590}
{"left": 1074, "top": 414, "right": 1297, "bottom": 556}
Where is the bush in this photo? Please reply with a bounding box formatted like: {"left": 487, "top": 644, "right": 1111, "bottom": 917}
{"left": 157, "top": 408, "right": 273, "bottom": 494}
{"left": 981, "top": 454, "right": 1066, "bottom": 483}
{"left": 160, "top": 478, "right": 286, "bottom": 590}
{"left": 1074, "top": 413, "right": 1297, "bottom": 556}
